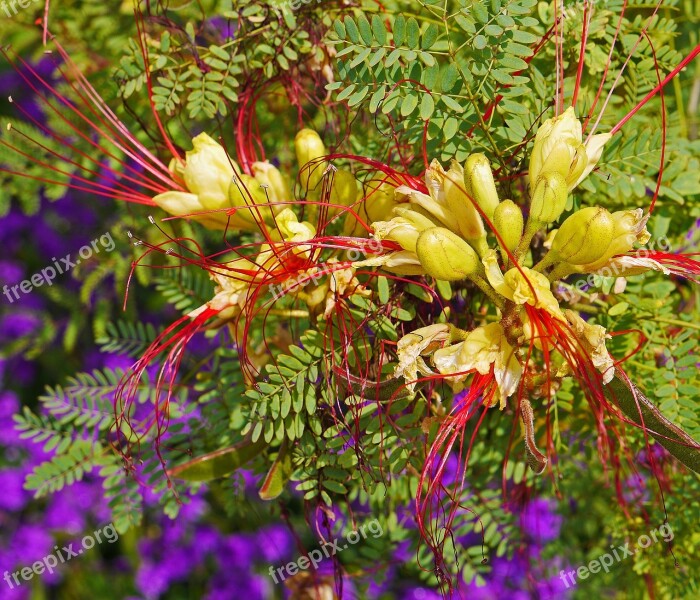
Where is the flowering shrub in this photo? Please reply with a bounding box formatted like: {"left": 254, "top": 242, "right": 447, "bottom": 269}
{"left": 1, "top": 1, "right": 700, "bottom": 598}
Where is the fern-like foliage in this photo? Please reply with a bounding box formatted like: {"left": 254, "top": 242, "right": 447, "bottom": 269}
{"left": 97, "top": 320, "right": 160, "bottom": 358}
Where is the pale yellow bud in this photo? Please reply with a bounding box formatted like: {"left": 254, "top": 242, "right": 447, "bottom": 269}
{"left": 295, "top": 128, "right": 327, "bottom": 193}
{"left": 344, "top": 177, "right": 401, "bottom": 236}
{"left": 393, "top": 207, "right": 437, "bottom": 230}
{"left": 372, "top": 218, "right": 423, "bottom": 253}
{"left": 550, "top": 207, "right": 615, "bottom": 265}
{"left": 576, "top": 208, "right": 651, "bottom": 271}
{"left": 251, "top": 161, "right": 292, "bottom": 208}
{"left": 228, "top": 174, "right": 274, "bottom": 226}
{"left": 416, "top": 227, "right": 481, "bottom": 281}
{"left": 464, "top": 154, "right": 500, "bottom": 220}
{"left": 443, "top": 161, "right": 486, "bottom": 241}
{"left": 493, "top": 200, "right": 524, "bottom": 254}
{"left": 529, "top": 172, "right": 568, "bottom": 224}
{"left": 529, "top": 107, "right": 611, "bottom": 191}
{"left": 329, "top": 168, "right": 359, "bottom": 213}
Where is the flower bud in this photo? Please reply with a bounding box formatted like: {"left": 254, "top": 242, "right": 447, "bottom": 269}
{"left": 493, "top": 200, "right": 524, "bottom": 254}
{"left": 550, "top": 207, "right": 615, "bottom": 265}
{"left": 394, "top": 207, "right": 437, "bottom": 230}
{"left": 372, "top": 218, "right": 422, "bottom": 253}
{"left": 295, "top": 128, "right": 327, "bottom": 193}
{"left": 529, "top": 107, "right": 611, "bottom": 191}
{"left": 228, "top": 174, "right": 274, "bottom": 226}
{"left": 183, "top": 133, "right": 240, "bottom": 210}
{"left": 416, "top": 227, "right": 481, "bottom": 281}
{"left": 529, "top": 172, "right": 568, "bottom": 224}
{"left": 344, "top": 177, "right": 400, "bottom": 236}
{"left": 464, "top": 154, "right": 500, "bottom": 220}
{"left": 251, "top": 161, "right": 291, "bottom": 208}
{"left": 443, "top": 161, "right": 486, "bottom": 242}
{"left": 329, "top": 168, "right": 359, "bottom": 213}
{"left": 580, "top": 208, "right": 651, "bottom": 270}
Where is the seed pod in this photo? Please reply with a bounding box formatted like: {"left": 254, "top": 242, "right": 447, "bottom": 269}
{"left": 550, "top": 207, "right": 615, "bottom": 265}
{"left": 464, "top": 154, "right": 500, "bottom": 221}
{"left": 493, "top": 200, "right": 524, "bottom": 254}
{"left": 529, "top": 172, "right": 568, "bottom": 224}
{"left": 415, "top": 227, "right": 481, "bottom": 281}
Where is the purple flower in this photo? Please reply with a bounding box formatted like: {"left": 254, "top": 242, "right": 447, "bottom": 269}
{"left": 519, "top": 498, "right": 562, "bottom": 544}
{"left": 0, "top": 469, "right": 29, "bottom": 512}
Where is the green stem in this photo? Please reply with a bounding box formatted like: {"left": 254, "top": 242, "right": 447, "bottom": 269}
{"left": 652, "top": 317, "right": 700, "bottom": 332}
{"left": 515, "top": 218, "right": 541, "bottom": 264}
{"left": 470, "top": 274, "right": 505, "bottom": 309}
{"left": 548, "top": 262, "right": 576, "bottom": 282}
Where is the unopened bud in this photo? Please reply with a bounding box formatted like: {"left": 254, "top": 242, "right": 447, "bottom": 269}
{"left": 464, "top": 154, "right": 500, "bottom": 220}
{"left": 416, "top": 227, "right": 481, "bottom": 281}
{"left": 394, "top": 207, "right": 438, "bottom": 230}
{"left": 228, "top": 174, "right": 274, "bottom": 225}
{"left": 529, "top": 172, "right": 568, "bottom": 224}
{"left": 444, "top": 161, "right": 486, "bottom": 242}
{"left": 493, "top": 200, "right": 524, "bottom": 254}
{"left": 183, "top": 133, "right": 240, "bottom": 210}
{"left": 529, "top": 107, "right": 611, "bottom": 190}
{"left": 295, "top": 128, "right": 327, "bottom": 193}
{"left": 329, "top": 168, "right": 359, "bottom": 213}
{"left": 550, "top": 207, "right": 614, "bottom": 265}
{"left": 252, "top": 161, "right": 291, "bottom": 209}
{"left": 576, "top": 208, "right": 651, "bottom": 270}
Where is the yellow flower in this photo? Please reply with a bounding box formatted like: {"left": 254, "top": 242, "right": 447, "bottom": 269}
{"left": 255, "top": 208, "right": 316, "bottom": 270}
{"left": 444, "top": 160, "right": 488, "bottom": 251}
{"left": 493, "top": 199, "right": 524, "bottom": 255}
{"left": 564, "top": 310, "right": 615, "bottom": 384}
{"left": 483, "top": 251, "right": 564, "bottom": 319}
{"left": 547, "top": 207, "right": 615, "bottom": 266}
{"left": 394, "top": 324, "right": 453, "bottom": 391}
{"left": 394, "top": 160, "right": 460, "bottom": 232}
{"left": 153, "top": 133, "right": 276, "bottom": 231}
{"left": 432, "top": 323, "right": 522, "bottom": 408}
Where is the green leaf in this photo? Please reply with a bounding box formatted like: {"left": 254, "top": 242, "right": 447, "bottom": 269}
{"left": 401, "top": 93, "right": 418, "bottom": 117}
{"left": 420, "top": 93, "right": 435, "bottom": 120}
{"left": 345, "top": 16, "right": 359, "bottom": 43}
{"left": 372, "top": 14, "right": 387, "bottom": 45}
{"left": 441, "top": 63, "right": 459, "bottom": 93}
{"left": 393, "top": 15, "right": 406, "bottom": 47}
{"left": 357, "top": 13, "right": 373, "bottom": 45}
{"left": 334, "top": 19, "right": 346, "bottom": 40}
{"left": 421, "top": 23, "right": 438, "bottom": 49}
{"left": 322, "top": 479, "right": 348, "bottom": 494}
{"left": 406, "top": 18, "right": 420, "bottom": 49}
{"left": 474, "top": 35, "right": 487, "bottom": 50}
